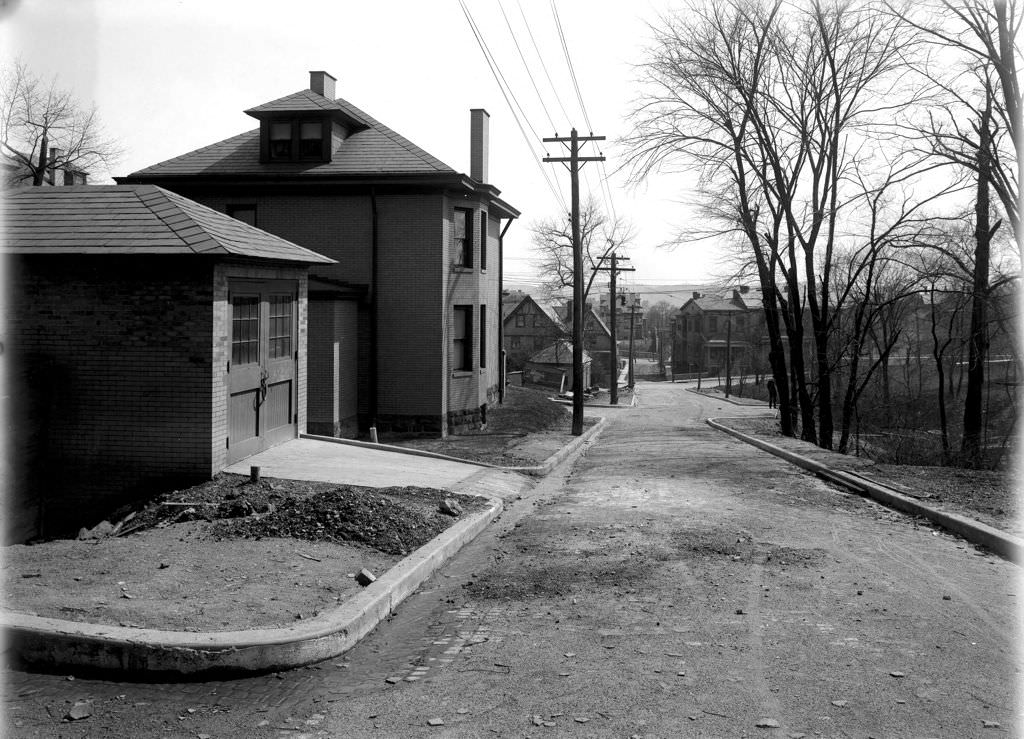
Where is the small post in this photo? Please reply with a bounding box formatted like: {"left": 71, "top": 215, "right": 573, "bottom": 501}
{"left": 250, "top": 466, "right": 261, "bottom": 484}
{"left": 370, "top": 426, "right": 379, "bottom": 444}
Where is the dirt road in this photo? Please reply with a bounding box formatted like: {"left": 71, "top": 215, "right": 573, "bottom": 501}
{"left": 4, "top": 380, "right": 1020, "bottom": 737}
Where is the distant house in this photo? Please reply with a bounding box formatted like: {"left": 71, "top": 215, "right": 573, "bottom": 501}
{"left": 523, "top": 340, "right": 592, "bottom": 392}
{"left": 118, "top": 71, "right": 519, "bottom": 438}
{"left": 2, "top": 147, "right": 88, "bottom": 188}
{"left": 2, "top": 185, "right": 333, "bottom": 542}
{"left": 582, "top": 308, "right": 614, "bottom": 381}
{"left": 672, "top": 287, "right": 768, "bottom": 377}
{"left": 503, "top": 294, "right": 567, "bottom": 371}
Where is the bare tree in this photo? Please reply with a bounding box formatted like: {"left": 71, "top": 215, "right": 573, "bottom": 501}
{"left": 623, "top": 0, "right": 920, "bottom": 445}
{"left": 891, "top": 0, "right": 1022, "bottom": 256}
{"left": 0, "top": 60, "right": 121, "bottom": 186}
{"left": 529, "top": 196, "right": 635, "bottom": 303}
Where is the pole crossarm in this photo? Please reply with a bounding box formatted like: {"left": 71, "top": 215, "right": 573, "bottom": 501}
{"left": 543, "top": 135, "right": 606, "bottom": 143}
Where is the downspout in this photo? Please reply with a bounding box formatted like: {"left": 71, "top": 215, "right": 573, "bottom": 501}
{"left": 498, "top": 217, "right": 514, "bottom": 404}
{"left": 369, "top": 189, "right": 379, "bottom": 429}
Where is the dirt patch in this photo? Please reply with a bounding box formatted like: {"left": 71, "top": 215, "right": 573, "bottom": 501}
{"left": 3, "top": 476, "right": 486, "bottom": 631}
{"left": 672, "top": 527, "right": 827, "bottom": 567}
{"left": 465, "top": 554, "right": 651, "bottom": 601}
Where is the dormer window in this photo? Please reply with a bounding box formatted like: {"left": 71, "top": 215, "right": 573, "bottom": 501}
{"left": 299, "top": 122, "right": 322, "bottom": 158}
{"left": 270, "top": 122, "right": 293, "bottom": 159}
{"left": 264, "top": 118, "right": 327, "bottom": 162}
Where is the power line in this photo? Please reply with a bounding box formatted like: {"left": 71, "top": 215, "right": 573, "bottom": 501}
{"left": 550, "top": 0, "right": 592, "bottom": 134}
{"left": 497, "top": 0, "right": 557, "bottom": 133}
{"left": 459, "top": 0, "right": 567, "bottom": 212}
{"left": 548, "top": 0, "right": 618, "bottom": 227}
{"left": 461, "top": 0, "right": 544, "bottom": 146}
{"left": 517, "top": 0, "right": 572, "bottom": 129}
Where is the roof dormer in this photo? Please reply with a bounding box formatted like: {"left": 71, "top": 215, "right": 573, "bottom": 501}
{"left": 244, "top": 71, "right": 369, "bottom": 164}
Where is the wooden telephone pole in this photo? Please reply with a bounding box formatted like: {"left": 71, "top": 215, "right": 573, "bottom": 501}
{"left": 544, "top": 129, "right": 605, "bottom": 435}
{"left": 595, "top": 253, "right": 633, "bottom": 405}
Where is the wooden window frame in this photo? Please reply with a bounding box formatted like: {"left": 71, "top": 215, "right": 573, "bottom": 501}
{"left": 479, "top": 305, "right": 487, "bottom": 368}
{"left": 452, "top": 305, "right": 473, "bottom": 371}
{"left": 453, "top": 207, "right": 473, "bottom": 268}
{"left": 480, "top": 211, "right": 488, "bottom": 271}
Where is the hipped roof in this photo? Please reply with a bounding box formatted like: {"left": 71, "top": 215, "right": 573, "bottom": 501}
{"left": 2, "top": 185, "right": 335, "bottom": 263}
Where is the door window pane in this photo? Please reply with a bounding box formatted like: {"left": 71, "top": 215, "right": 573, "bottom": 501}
{"left": 269, "top": 295, "right": 293, "bottom": 359}
{"left": 232, "top": 296, "right": 260, "bottom": 365}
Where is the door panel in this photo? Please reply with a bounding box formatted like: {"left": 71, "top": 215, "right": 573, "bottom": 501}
{"left": 227, "top": 281, "right": 298, "bottom": 464}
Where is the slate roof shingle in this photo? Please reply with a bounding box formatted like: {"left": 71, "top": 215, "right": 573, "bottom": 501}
{"left": 2, "top": 185, "right": 335, "bottom": 264}
{"left": 124, "top": 92, "right": 456, "bottom": 179}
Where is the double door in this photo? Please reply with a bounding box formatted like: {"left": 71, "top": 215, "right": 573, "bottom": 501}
{"left": 227, "top": 280, "right": 298, "bottom": 464}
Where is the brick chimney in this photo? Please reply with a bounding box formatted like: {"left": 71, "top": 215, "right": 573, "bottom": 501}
{"left": 470, "top": 108, "right": 489, "bottom": 183}
{"left": 47, "top": 147, "right": 62, "bottom": 185}
{"left": 692, "top": 291, "right": 702, "bottom": 300}
{"left": 309, "top": 70, "right": 336, "bottom": 100}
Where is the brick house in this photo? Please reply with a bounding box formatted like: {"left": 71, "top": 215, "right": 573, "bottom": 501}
{"left": 118, "top": 71, "right": 519, "bottom": 438}
{"left": 502, "top": 294, "right": 567, "bottom": 371}
{"left": 2, "top": 185, "right": 333, "bottom": 541}
{"left": 672, "top": 287, "right": 769, "bottom": 377}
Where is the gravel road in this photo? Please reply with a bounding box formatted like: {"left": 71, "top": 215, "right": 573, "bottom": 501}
{"left": 4, "top": 380, "right": 1019, "bottom": 738}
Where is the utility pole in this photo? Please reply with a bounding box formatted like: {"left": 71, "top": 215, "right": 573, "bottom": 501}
{"left": 725, "top": 317, "right": 732, "bottom": 398}
{"left": 544, "top": 129, "right": 605, "bottom": 435}
{"left": 627, "top": 298, "right": 639, "bottom": 389}
{"left": 658, "top": 327, "right": 665, "bottom": 378}
{"left": 594, "top": 252, "right": 633, "bottom": 405}
{"left": 609, "top": 253, "right": 618, "bottom": 405}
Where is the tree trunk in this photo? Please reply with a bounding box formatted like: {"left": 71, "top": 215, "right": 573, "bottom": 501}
{"left": 962, "top": 95, "right": 994, "bottom": 467}
{"left": 32, "top": 133, "right": 48, "bottom": 186}
{"left": 929, "top": 289, "right": 951, "bottom": 463}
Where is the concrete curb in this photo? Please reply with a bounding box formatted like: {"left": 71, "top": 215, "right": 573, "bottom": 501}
{"left": 707, "top": 417, "right": 1023, "bottom": 564}
{"left": 504, "top": 416, "right": 608, "bottom": 476}
{"left": 304, "top": 415, "right": 608, "bottom": 478}
{"left": 687, "top": 387, "right": 767, "bottom": 407}
{"left": 1, "top": 491, "right": 506, "bottom": 676}
{"left": 301, "top": 433, "right": 497, "bottom": 468}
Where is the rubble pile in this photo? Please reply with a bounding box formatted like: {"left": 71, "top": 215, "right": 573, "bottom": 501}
{"left": 214, "top": 487, "right": 463, "bottom": 555}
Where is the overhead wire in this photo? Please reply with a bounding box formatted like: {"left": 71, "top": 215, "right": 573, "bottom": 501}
{"left": 516, "top": 0, "right": 572, "bottom": 129}
{"left": 497, "top": 0, "right": 557, "bottom": 134}
{"left": 459, "top": 0, "right": 567, "bottom": 212}
{"left": 548, "top": 0, "right": 620, "bottom": 232}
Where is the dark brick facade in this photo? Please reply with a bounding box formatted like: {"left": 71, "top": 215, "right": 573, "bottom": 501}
{"left": 5, "top": 255, "right": 311, "bottom": 541}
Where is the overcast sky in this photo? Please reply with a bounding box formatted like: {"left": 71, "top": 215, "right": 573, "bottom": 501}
{"left": 3, "top": 0, "right": 725, "bottom": 290}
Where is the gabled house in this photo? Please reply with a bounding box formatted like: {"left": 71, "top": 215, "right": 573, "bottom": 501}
{"left": 672, "top": 287, "right": 768, "bottom": 377}
{"left": 118, "top": 71, "right": 519, "bottom": 439}
{"left": 523, "top": 340, "right": 592, "bottom": 392}
{"left": 2, "top": 185, "right": 333, "bottom": 541}
{"left": 502, "top": 294, "right": 567, "bottom": 371}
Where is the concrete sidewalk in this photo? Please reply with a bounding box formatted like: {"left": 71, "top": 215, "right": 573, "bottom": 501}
{"left": 225, "top": 436, "right": 489, "bottom": 487}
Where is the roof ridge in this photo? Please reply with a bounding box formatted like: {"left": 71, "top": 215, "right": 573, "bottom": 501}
{"left": 134, "top": 186, "right": 224, "bottom": 254}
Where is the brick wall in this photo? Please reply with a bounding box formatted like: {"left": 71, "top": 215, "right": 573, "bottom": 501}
{"left": 168, "top": 185, "right": 505, "bottom": 437}
{"left": 5, "top": 256, "right": 216, "bottom": 540}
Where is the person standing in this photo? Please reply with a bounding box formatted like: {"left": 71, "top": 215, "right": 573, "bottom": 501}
{"left": 766, "top": 377, "right": 778, "bottom": 409}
